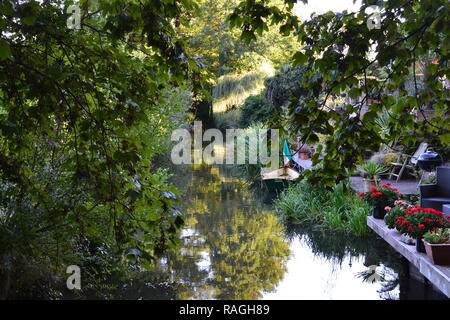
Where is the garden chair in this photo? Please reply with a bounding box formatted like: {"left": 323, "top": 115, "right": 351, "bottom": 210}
{"left": 388, "top": 142, "right": 428, "bottom": 182}
{"left": 420, "top": 167, "right": 450, "bottom": 211}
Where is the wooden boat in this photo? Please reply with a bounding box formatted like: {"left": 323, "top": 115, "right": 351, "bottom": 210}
{"left": 261, "top": 167, "right": 300, "bottom": 193}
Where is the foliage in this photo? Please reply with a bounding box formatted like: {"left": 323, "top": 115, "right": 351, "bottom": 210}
{"left": 179, "top": 0, "right": 296, "bottom": 77}
{"left": 383, "top": 153, "right": 400, "bottom": 166}
{"left": 360, "top": 161, "right": 388, "bottom": 180}
{"left": 359, "top": 183, "right": 402, "bottom": 207}
{"left": 394, "top": 206, "right": 450, "bottom": 239}
{"left": 0, "top": 0, "right": 202, "bottom": 297}
{"left": 239, "top": 94, "right": 271, "bottom": 128}
{"left": 384, "top": 200, "right": 412, "bottom": 229}
{"left": 275, "top": 179, "right": 372, "bottom": 236}
{"left": 213, "top": 109, "right": 242, "bottom": 130}
{"left": 420, "top": 171, "right": 437, "bottom": 185}
{"left": 212, "top": 68, "right": 270, "bottom": 113}
{"left": 264, "top": 64, "right": 308, "bottom": 109}
{"left": 423, "top": 228, "right": 450, "bottom": 244}
{"left": 229, "top": 0, "right": 450, "bottom": 186}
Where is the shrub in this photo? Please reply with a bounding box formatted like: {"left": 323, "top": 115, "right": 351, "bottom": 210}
{"left": 239, "top": 94, "right": 273, "bottom": 128}
{"left": 383, "top": 153, "right": 399, "bottom": 165}
{"left": 421, "top": 171, "right": 437, "bottom": 185}
{"left": 214, "top": 109, "right": 242, "bottom": 130}
{"left": 265, "top": 64, "right": 307, "bottom": 108}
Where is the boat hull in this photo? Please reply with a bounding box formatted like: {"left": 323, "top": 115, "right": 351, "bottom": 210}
{"left": 263, "top": 178, "right": 293, "bottom": 193}
{"left": 261, "top": 168, "right": 300, "bottom": 193}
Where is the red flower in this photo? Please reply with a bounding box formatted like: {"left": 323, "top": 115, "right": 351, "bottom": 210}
{"left": 370, "top": 186, "right": 377, "bottom": 191}
{"left": 407, "top": 226, "right": 413, "bottom": 232}
{"left": 396, "top": 194, "right": 402, "bottom": 198}
{"left": 432, "top": 227, "right": 439, "bottom": 232}
{"left": 391, "top": 188, "right": 398, "bottom": 191}
{"left": 418, "top": 224, "right": 425, "bottom": 229}
{"left": 358, "top": 192, "right": 365, "bottom": 197}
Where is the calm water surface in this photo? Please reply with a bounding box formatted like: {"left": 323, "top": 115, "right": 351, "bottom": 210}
{"left": 166, "top": 164, "right": 447, "bottom": 300}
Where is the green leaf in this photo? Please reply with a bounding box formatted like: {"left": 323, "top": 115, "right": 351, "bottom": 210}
{"left": 0, "top": 41, "right": 11, "bottom": 61}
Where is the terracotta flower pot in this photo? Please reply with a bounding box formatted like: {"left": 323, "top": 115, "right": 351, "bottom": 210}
{"left": 423, "top": 240, "right": 450, "bottom": 265}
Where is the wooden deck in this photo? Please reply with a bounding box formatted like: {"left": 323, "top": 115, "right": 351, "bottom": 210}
{"left": 367, "top": 216, "right": 450, "bottom": 298}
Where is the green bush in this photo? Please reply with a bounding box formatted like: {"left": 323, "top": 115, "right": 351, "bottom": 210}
{"left": 239, "top": 94, "right": 273, "bottom": 128}
{"left": 214, "top": 109, "right": 242, "bottom": 130}
{"left": 237, "top": 64, "right": 308, "bottom": 128}
{"left": 275, "top": 180, "right": 372, "bottom": 236}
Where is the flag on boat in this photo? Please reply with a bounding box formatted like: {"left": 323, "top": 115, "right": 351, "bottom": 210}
{"left": 283, "top": 140, "right": 292, "bottom": 167}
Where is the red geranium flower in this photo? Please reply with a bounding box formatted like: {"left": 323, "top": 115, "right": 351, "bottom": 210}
{"left": 359, "top": 192, "right": 365, "bottom": 197}
{"left": 418, "top": 224, "right": 425, "bottom": 229}
{"left": 407, "top": 226, "right": 413, "bottom": 232}
{"left": 370, "top": 186, "right": 377, "bottom": 191}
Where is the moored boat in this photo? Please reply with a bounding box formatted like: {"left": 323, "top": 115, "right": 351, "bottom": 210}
{"left": 261, "top": 167, "right": 300, "bottom": 193}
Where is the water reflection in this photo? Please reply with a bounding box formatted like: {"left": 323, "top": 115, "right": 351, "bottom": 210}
{"left": 168, "top": 164, "right": 447, "bottom": 300}
{"left": 165, "top": 164, "right": 290, "bottom": 299}
{"left": 264, "top": 225, "right": 403, "bottom": 300}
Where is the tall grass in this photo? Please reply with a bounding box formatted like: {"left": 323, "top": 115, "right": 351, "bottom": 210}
{"left": 275, "top": 180, "right": 372, "bottom": 236}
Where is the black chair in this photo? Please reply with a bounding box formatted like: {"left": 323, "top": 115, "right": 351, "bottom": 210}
{"left": 420, "top": 167, "right": 450, "bottom": 211}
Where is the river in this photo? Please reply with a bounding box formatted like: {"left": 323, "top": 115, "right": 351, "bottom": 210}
{"left": 162, "top": 164, "right": 447, "bottom": 300}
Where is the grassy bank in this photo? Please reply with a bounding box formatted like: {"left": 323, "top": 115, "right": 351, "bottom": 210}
{"left": 275, "top": 180, "right": 372, "bottom": 236}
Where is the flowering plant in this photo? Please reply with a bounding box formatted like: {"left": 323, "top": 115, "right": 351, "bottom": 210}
{"left": 384, "top": 200, "right": 412, "bottom": 229}
{"left": 394, "top": 206, "right": 450, "bottom": 239}
{"left": 358, "top": 183, "right": 402, "bottom": 208}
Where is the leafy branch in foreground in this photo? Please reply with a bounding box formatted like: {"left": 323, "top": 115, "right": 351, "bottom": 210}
{"left": 0, "top": 0, "right": 203, "bottom": 292}
{"left": 229, "top": 0, "right": 449, "bottom": 186}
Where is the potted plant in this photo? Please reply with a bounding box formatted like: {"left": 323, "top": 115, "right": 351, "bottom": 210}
{"left": 360, "top": 161, "right": 388, "bottom": 192}
{"left": 384, "top": 200, "right": 411, "bottom": 229}
{"left": 394, "top": 206, "right": 450, "bottom": 253}
{"left": 423, "top": 229, "right": 450, "bottom": 265}
{"left": 359, "top": 183, "right": 402, "bottom": 219}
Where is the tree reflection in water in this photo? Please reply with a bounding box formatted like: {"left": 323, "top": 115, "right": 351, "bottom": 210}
{"left": 165, "top": 164, "right": 290, "bottom": 300}
{"left": 160, "top": 164, "right": 447, "bottom": 300}
{"left": 285, "top": 224, "right": 404, "bottom": 299}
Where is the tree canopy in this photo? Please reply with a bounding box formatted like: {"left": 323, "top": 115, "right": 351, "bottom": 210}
{"left": 0, "top": 0, "right": 203, "bottom": 293}
{"left": 229, "top": 0, "right": 450, "bottom": 185}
